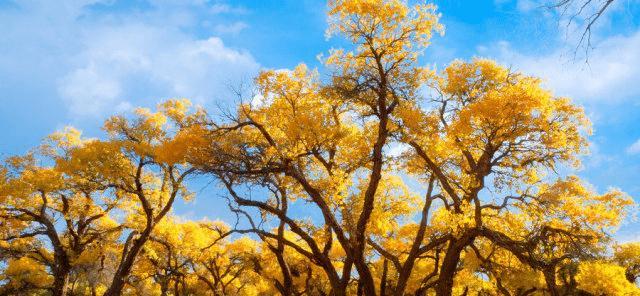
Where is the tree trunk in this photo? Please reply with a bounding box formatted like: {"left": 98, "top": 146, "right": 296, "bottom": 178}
{"left": 104, "top": 233, "right": 150, "bottom": 296}
{"left": 331, "top": 282, "right": 349, "bottom": 296}
{"left": 274, "top": 216, "right": 294, "bottom": 295}
{"left": 51, "top": 268, "right": 70, "bottom": 296}
{"left": 353, "top": 259, "right": 377, "bottom": 296}
{"left": 625, "top": 268, "right": 637, "bottom": 283}
{"left": 160, "top": 280, "right": 169, "bottom": 296}
{"left": 543, "top": 268, "right": 559, "bottom": 296}
{"left": 357, "top": 280, "right": 364, "bottom": 296}
{"left": 352, "top": 92, "right": 391, "bottom": 296}
{"left": 434, "top": 233, "right": 475, "bottom": 296}
{"left": 173, "top": 278, "right": 180, "bottom": 296}
{"left": 380, "top": 259, "right": 388, "bottom": 296}
{"left": 434, "top": 244, "right": 462, "bottom": 296}
{"left": 394, "top": 188, "right": 435, "bottom": 296}
{"left": 47, "top": 220, "right": 72, "bottom": 296}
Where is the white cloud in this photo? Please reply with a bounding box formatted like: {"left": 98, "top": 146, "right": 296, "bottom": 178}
{"left": 583, "top": 140, "right": 615, "bottom": 169}
{"left": 214, "top": 21, "right": 249, "bottom": 35}
{"left": 387, "top": 143, "right": 410, "bottom": 157}
{"left": 58, "top": 23, "right": 259, "bottom": 116}
{"left": 210, "top": 3, "right": 248, "bottom": 14}
{"left": 478, "top": 30, "right": 640, "bottom": 103}
{"left": 59, "top": 67, "right": 122, "bottom": 115}
{"left": 627, "top": 139, "right": 640, "bottom": 155}
{"left": 516, "top": 0, "right": 536, "bottom": 12}
{"left": 0, "top": 0, "right": 259, "bottom": 118}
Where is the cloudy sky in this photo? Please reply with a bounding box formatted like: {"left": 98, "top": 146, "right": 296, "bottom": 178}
{"left": 1, "top": 0, "right": 639, "bottom": 240}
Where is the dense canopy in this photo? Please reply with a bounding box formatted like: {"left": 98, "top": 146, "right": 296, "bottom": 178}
{"left": 1, "top": 1, "right": 637, "bottom": 295}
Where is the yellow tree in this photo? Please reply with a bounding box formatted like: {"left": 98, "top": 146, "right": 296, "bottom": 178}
{"left": 188, "top": 1, "right": 636, "bottom": 296}
{"left": 130, "top": 218, "right": 200, "bottom": 295}
{"left": 0, "top": 129, "right": 122, "bottom": 296}
{"left": 463, "top": 241, "right": 546, "bottom": 295}
{"left": 575, "top": 261, "right": 640, "bottom": 295}
{"left": 0, "top": 99, "right": 203, "bottom": 296}
{"left": 192, "top": 1, "right": 443, "bottom": 295}
{"left": 191, "top": 233, "right": 266, "bottom": 295}
{"left": 253, "top": 235, "right": 333, "bottom": 295}
{"left": 398, "top": 58, "right": 633, "bottom": 295}
{"left": 130, "top": 217, "right": 269, "bottom": 296}
{"left": 68, "top": 241, "right": 121, "bottom": 296}
{"left": 59, "top": 100, "right": 202, "bottom": 296}
{"left": 0, "top": 257, "right": 51, "bottom": 295}
{"left": 1, "top": 1, "right": 636, "bottom": 295}
{"left": 351, "top": 175, "right": 446, "bottom": 296}
{"left": 614, "top": 242, "right": 640, "bottom": 284}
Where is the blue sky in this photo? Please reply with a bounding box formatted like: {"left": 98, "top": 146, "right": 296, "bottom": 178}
{"left": 1, "top": 0, "right": 639, "bottom": 241}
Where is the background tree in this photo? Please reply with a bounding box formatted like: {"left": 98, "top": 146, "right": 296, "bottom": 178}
{"left": 398, "top": 58, "right": 633, "bottom": 295}
{"left": 126, "top": 217, "right": 269, "bottom": 296}
{"left": 575, "top": 260, "right": 640, "bottom": 295}
{"left": 0, "top": 100, "right": 204, "bottom": 296}
{"left": 69, "top": 100, "right": 201, "bottom": 296}
{"left": 614, "top": 242, "right": 640, "bottom": 284}
{"left": 0, "top": 129, "right": 123, "bottom": 296}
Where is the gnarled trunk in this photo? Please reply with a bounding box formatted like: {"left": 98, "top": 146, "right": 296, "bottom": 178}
{"left": 51, "top": 267, "right": 70, "bottom": 296}
{"left": 434, "top": 232, "right": 476, "bottom": 296}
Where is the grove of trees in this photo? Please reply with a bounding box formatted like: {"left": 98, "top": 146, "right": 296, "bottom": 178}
{"left": 1, "top": 1, "right": 638, "bottom": 295}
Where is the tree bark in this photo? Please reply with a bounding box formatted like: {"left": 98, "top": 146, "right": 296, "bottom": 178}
{"left": 434, "top": 242, "right": 462, "bottom": 296}
{"left": 104, "top": 230, "right": 151, "bottom": 296}
{"left": 49, "top": 222, "right": 72, "bottom": 296}
{"left": 394, "top": 183, "right": 436, "bottom": 296}
{"left": 51, "top": 267, "right": 71, "bottom": 296}
{"left": 434, "top": 233, "right": 475, "bottom": 296}
{"left": 543, "top": 267, "right": 559, "bottom": 296}
{"left": 380, "top": 259, "right": 388, "bottom": 296}
{"left": 353, "top": 112, "right": 389, "bottom": 296}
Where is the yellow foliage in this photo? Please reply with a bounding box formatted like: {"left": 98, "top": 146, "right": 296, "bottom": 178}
{"left": 576, "top": 261, "right": 640, "bottom": 295}
{"left": 3, "top": 257, "right": 52, "bottom": 289}
{"left": 0, "top": 1, "right": 636, "bottom": 296}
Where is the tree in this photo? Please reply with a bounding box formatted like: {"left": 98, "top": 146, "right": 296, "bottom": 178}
{"left": 0, "top": 129, "right": 122, "bottom": 296}
{"left": 69, "top": 101, "right": 201, "bottom": 296}
{"left": 576, "top": 260, "right": 640, "bottom": 295}
{"left": 192, "top": 0, "right": 443, "bottom": 294}
{"left": 0, "top": 257, "right": 51, "bottom": 295}
{"left": 546, "top": 0, "right": 617, "bottom": 56}
{"left": 133, "top": 218, "right": 267, "bottom": 296}
{"left": 614, "top": 242, "right": 640, "bottom": 284}
{"left": 400, "top": 58, "right": 635, "bottom": 295}
{"left": 1, "top": 1, "right": 637, "bottom": 295}
{"left": 1, "top": 100, "right": 203, "bottom": 296}
{"left": 190, "top": 1, "right": 635, "bottom": 296}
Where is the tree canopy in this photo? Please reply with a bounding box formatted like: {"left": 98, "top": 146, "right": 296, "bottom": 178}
{"left": 1, "top": 1, "right": 638, "bottom": 295}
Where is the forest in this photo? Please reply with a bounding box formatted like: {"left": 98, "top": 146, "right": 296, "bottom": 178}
{"left": 1, "top": 0, "right": 639, "bottom": 295}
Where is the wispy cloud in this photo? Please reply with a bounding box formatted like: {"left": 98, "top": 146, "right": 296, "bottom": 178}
{"left": 478, "top": 30, "right": 640, "bottom": 103}
{"left": 58, "top": 24, "right": 259, "bottom": 116}
{"left": 516, "top": 0, "right": 537, "bottom": 13}
{"left": 210, "top": 3, "right": 248, "bottom": 15}
{"left": 214, "top": 21, "right": 249, "bottom": 35}
{"left": 627, "top": 139, "right": 640, "bottom": 155}
{"left": 0, "top": 0, "right": 259, "bottom": 118}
